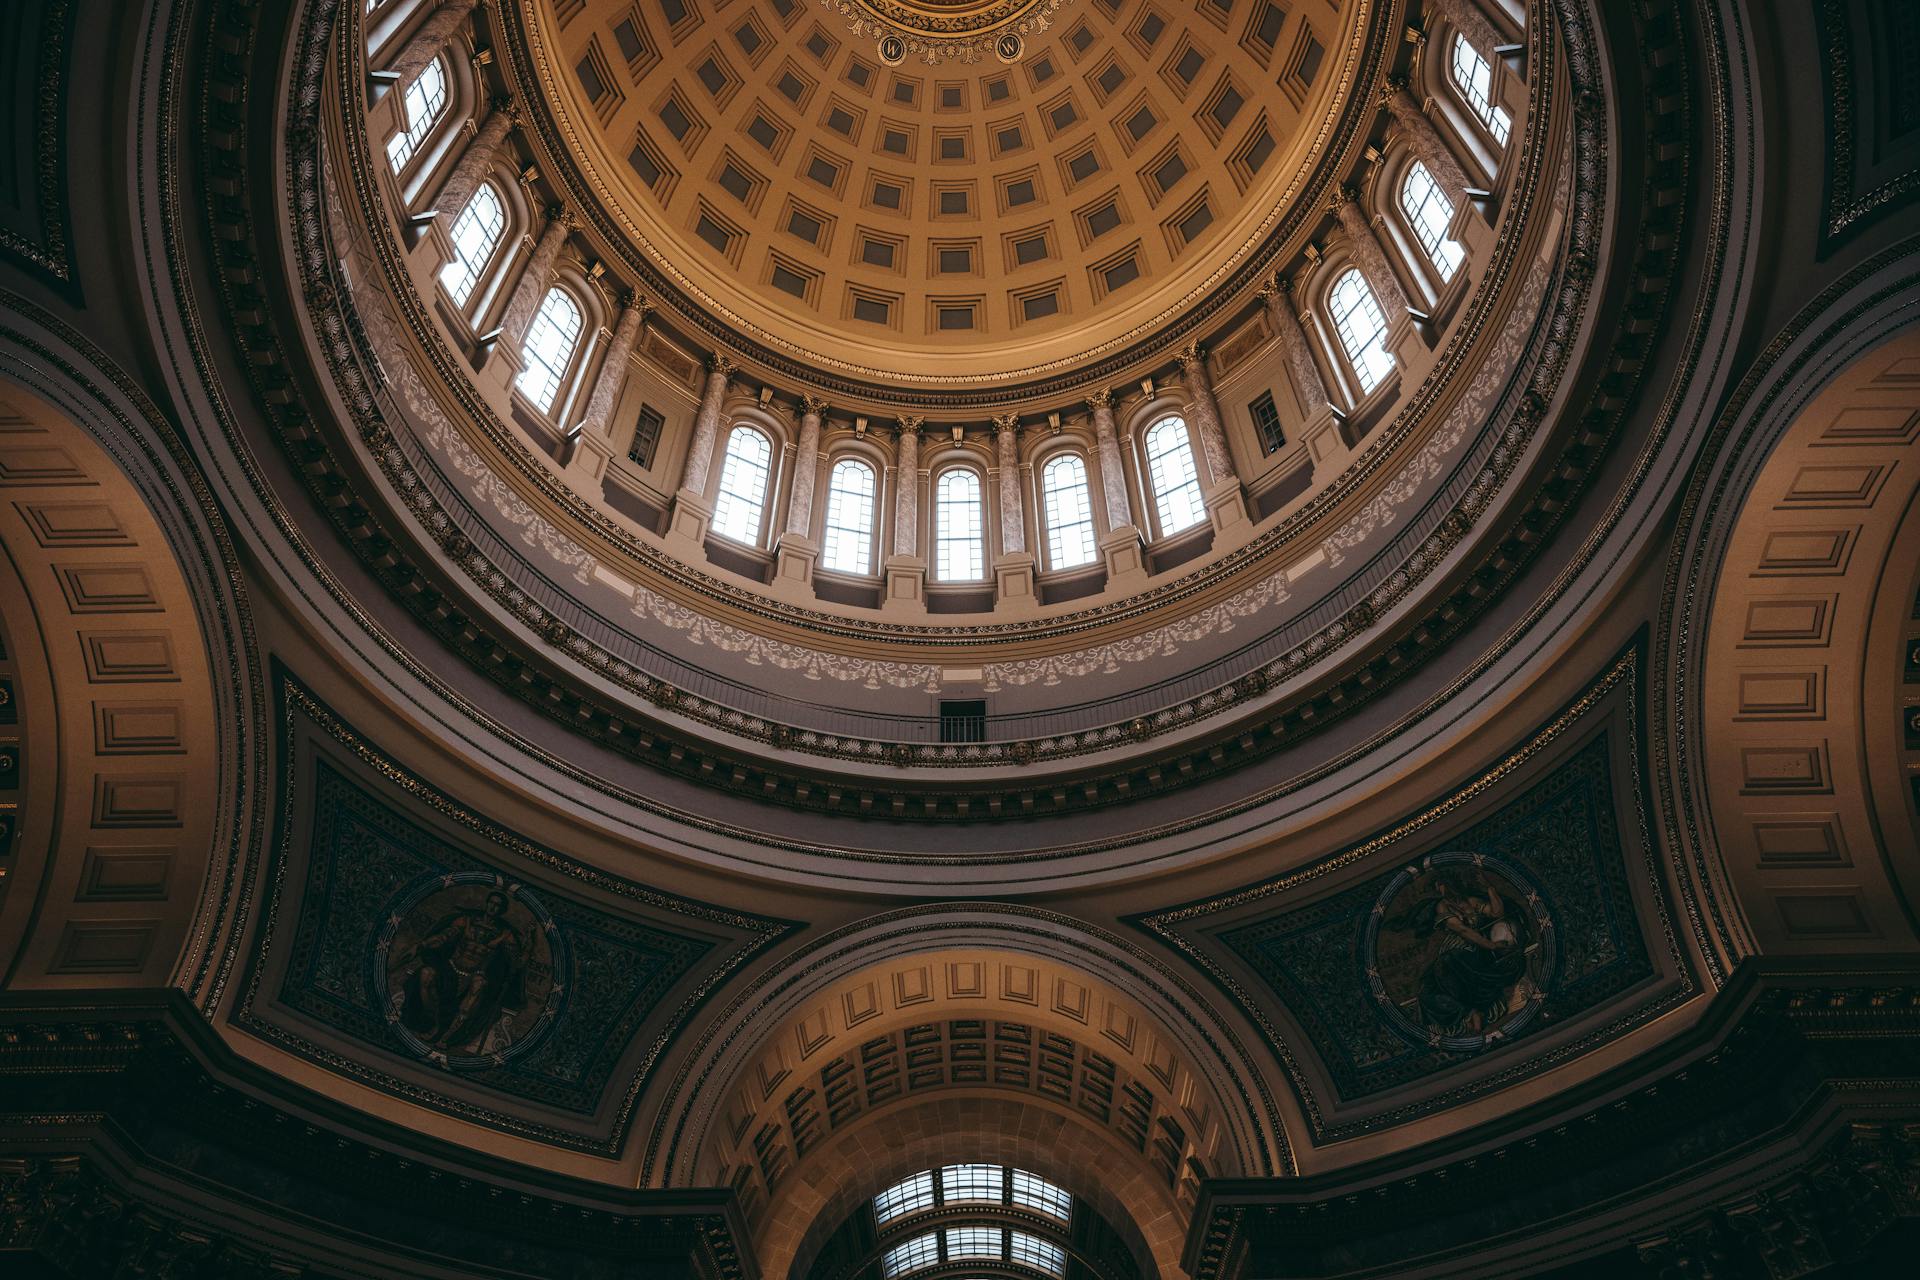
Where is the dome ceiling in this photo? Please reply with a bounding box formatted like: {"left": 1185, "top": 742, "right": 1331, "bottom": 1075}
{"left": 521, "top": 0, "right": 1366, "bottom": 384}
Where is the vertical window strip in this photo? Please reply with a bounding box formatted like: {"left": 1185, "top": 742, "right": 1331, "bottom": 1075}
{"left": 514, "top": 288, "right": 583, "bottom": 413}
{"left": 873, "top": 1170, "right": 936, "bottom": 1224}
{"left": 438, "top": 183, "right": 505, "bottom": 305}
{"left": 386, "top": 56, "right": 449, "bottom": 171}
{"left": 821, "top": 458, "right": 877, "bottom": 573}
{"left": 1144, "top": 417, "right": 1205, "bottom": 536}
{"left": 934, "top": 470, "right": 986, "bottom": 581}
{"left": 1399, "top": 161, "right": 1464, "bottom": 279}
{"left": 1008, "top": 1231, "right": 1067, "bottom": 1276}
{"left": 943, "top": 1225, "right": 1003, "bottom": 1261}
{"left": 711, "top": 426, "right": 773, "bottom": 545}
{"left": 1450, "top": 32, "right": 1511, "bottom": 145}
{"left": 1328, "top": 268, "right": 1395, "bottom": 393}
{"left": 1009, "top": 1169, "right": 1073, "bottom": 1221}
{"left": 880, "top": 1233, "right": 941, "bottom": 1278}
{"left": 1041, "top": 454, "right": 1097, "bottom": 570}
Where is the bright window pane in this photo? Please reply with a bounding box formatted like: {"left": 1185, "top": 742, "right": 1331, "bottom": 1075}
{"left": 513, "top": 288, "right": 582, "bottom": 413}
{"left": 386, "top": 56, "right": 448, "bottom": 171}
{"left": 944, "top": 1225, "right": 1002, "bottom": 1261}
{"left": 1041, "top": 454, "right": 1097, "bottom": 570}
{"left": 1144, "top": 417, "right": 1205, "bottom": 536}
{"left": 941, "top": 1163, "right": 1004, "bottom": 1205}
{"left": 934, "top": 470, "right": 985, "bottom": 581}
{"left": 1399, "top": 162, "right": 1464, "bottom": 280}
{"left": 1008, "top": 1231, "right": 1066, "bottom": 1276}
{"left": 1328, "top": 268, "right": 1395, "bottom": 394}
{"left": 874, "top": 1170, "right": 935, "bottom": 1224}
{"left": 1450, "top": 32, "right": 1511, "bottom": 145}
{"left": 821, "top": 458, "right": 877, "bottom": 573}
{"left": 710, "top": 426, "right": 773, "bottom": 545}
{"left": 438, "top": 183, "right": 505, "bottom": 306}
{"left": 1010, "top": 1169, "right": 1072, "bottom": 1222}
{"left": 881, "top": 1233, "right": 940, "bottom": 1278}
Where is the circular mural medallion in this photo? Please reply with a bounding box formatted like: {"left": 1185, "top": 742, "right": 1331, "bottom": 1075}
{"left": 1362, "top": 852, "right": 1557, "bottom": 1053}
{"left": 373, "top": 871, "right": 567, "bottom": 1070}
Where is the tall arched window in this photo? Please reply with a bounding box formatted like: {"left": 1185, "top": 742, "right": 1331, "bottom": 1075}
{"left": 514, "top": 288, "right": 583, "bottom": 413}
{"left": 1400, "top": 161, "right": 1465, "bottom": 281}
{"left": 438, "top": 182, "right": 505, "bottom": 306}
{"left": 711, "top": 426, "right": 773, "bottom": 545}
{"left": 934, "top": 468, "right": 986, "bottom": 581}
{"left": 1143, "top": 417, "right": 1205, "bottom": 537}
{"left": 1327, "top": 268, "right": 1395, "bottom": 394}
{"left": 1041, "top": 453, "right": 1097, "bottom": 570}
{"left": 1450, "top": 32, "right": 1511, "bottom": 146}
{"left": 386, "top": 56, "right": 448, "bottom": 172}
{"left": 821, "top": 457, "right": 877, "bottom": 573}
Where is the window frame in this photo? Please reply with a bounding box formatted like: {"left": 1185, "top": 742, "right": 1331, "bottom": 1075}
{"left": 1141, "top": 414, "right": 1207, "bottom": 539}
{"left": 438, "top": 181, "right": 508, "bottom": 308}
{"left": 932, "top": 466, "right": 988, "bottom": 582}
{"left": 1038, "top": 451, "right": 1098, "bottom": 571}
{"left": 386, "top": 55, "right": 450, "bottom": 175}
{"left": 1324, "top": 266, "right": 1395, "bottom": 397}
{"left": 1398, "top": 159, "right": 1465, "bottom": 282}
{"left": 1448, "top": 31, "right": 1511, "bottom": 147}
{"left": 513, "top": 286, "right": 585, "bottom": 415}
{"left": 820, "top": 455, "right": 879, "bottom": 575}
{"left": 709, "top": 424, "right": 776, "bottom": 547}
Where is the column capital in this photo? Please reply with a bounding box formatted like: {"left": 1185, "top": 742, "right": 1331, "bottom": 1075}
{"left": 895, "top": 414, "right": 924, "bottom": 437}
{"left": 1085, "top": 386, "right": 1113, "bottom": 411}
{"left": 544, "top": 203, "right": 575, "bottom": 230}
{"left": 799, "top": 392, "right": 831, "bottom": 418}
{"left": 1175, "top": 340, "right": 1207, "bottom": 372}
{"left": 1381, "top": 72, "right": 1414, "bottom": 105}
{"left": 490, "top": 93, "right": 518, "bottom": 120}
{"left": 1327, "top": 183, "right": 1358, "bottom": 213}
{"left": 705, "top": 351, "right": 737, "bottom": 379}
{"left": 991, "top": 412, "right": 1021, "bottom": 434}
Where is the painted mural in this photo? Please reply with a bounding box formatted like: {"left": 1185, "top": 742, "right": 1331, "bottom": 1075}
{"left": 1217, "top": 731, "right": 1653, "bottom": 1099}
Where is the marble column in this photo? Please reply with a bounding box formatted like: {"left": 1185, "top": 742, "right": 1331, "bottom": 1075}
{"left": 991, "top": 414, "right": 1035, "bottom": 607}
{"left": 783, "top": 395, "right": 828, "bottom": 538}
{"left": 1175, "top": 344, "right": 1236, "bottom": 487}
{"left": 891, "top": 418, "right": 921, "bottom": 558}
{"left": 1088, "top": 390, "right": 1147, "bottom": 586}
{"left": 385, "top": 0, "right": 479, "bottom": 87}
{"left": 496, "top": 206, "right": 572, "bottom": 345}
{"left": 562, "top": 292, "right": 646, "bottom": 483}
{"left": 429, "top": 97, "right": 515, "bottom": 223}
{"left": 1262, "top": 277, "right": 1332, "bottom": 414}
{"left": 1331, "top": 186, "right": 1416, "bottom": 322}
{"left": 678, "top": 354, "right": 736, "bottom": 498}
{"left": 772, "top": 395, "right": 828, "bottom": 590}
{"left": 992, "top": 415, "right": 1026, "bottom": 556}
{"left": 1427, "top": 0, "right": 1504, "bottom": 62}
{"left": 1176, "top": 343, "right": 1251, "bottom": 545}
{"left": 1382, "top": 76, "right": 1477, "bottom": 205}
{"left": 882, "top": 417, "right": 927, "bottom": 611}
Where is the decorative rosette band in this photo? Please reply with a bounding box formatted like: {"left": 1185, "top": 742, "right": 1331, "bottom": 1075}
{"left": 820, "top": 0, "right": 1070, "bottom": 63}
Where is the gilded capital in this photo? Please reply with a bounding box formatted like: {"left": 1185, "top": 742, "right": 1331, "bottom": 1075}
{"left": 706, "top": 352, "right": 737, "bottom": 378}
{"left": 895, "top": 414, "right": 924, "bottom": 435}
{"left": 1175, "top": 340, "right": 1206, "bottom": 370}
{"left": 992, "top": 412, "right": 1021, "bottom": 433}
{"left": 1085, "top": 387, "right": 1113, "bottom": 411}
{"left": 799, "top": 393, "right": 831, "bottom": 419}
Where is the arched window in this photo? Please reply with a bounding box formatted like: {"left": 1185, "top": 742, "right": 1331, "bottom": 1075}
{"left": 1040, "top": 453, "right": 1097, "bottom": 570}
{"left": 1399, "top": 161, "right": 1465, "bottom": 281}
{"left": 934, "top": 468, "right": 986, "bottom": 581}
{"left": 514, "top": 287, "right": 583, "bottom": 413}
{"left": 711, "top": 426, "right": 773, "bottom": 545}
{"left": 386, "top": 55, "right": 448, "bottom": 172}
{"left": 438, "top": 182, "right": 505, "bottom": 306}
{"left": 820, "top": 457, "right": 877, "bottom": 573}
{"left": 1450, "top": 32, "right": 1511, "bottom": 146}
{"left": 1327, "top": 268, "right": 1395, "bottom": 394}
{"left": 1143, "top": 416, "right": 1206, "bottom": 537}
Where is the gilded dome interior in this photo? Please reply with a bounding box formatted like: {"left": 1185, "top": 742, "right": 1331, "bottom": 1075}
{"left": 524, "top": 0, "right": 1365, "bottom": 381}
{"left": 3, "top": 0, "right": 1920, "bottom": 1276}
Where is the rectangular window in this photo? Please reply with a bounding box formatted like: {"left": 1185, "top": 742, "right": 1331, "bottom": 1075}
{"left": 937, "top": 306, "right": 975, "bottom": 330}
{"left": 807, "top": 156, "right": 840, "bottom": 188}
{"left": 1086, "top": 201, "right": 1122, "bottom": 237}
{"left": 747, "top": 115, "right": 779, "bottom": 149}
{"left": 871, "top": 182, "right": 903, "bottom": 209}
{"left": 575, "top": 56, "right": 606, "bottom": 102}
{"left": 1254, "top": 3, "right": 1285, "bottom": 48}
{"left": 853, "top": 296, "right": 890, "bottom": 324}
{"left": 1022, "top": 291, "right": 1059, "bottom": 321}
{"left": 1067, "top": 150, "right": 1101, "bottom": 182}
{"left": 770, "top": 263, "right": 809, "bottom": 297}
{"left": 628, "top": 143, "right": 662, "bottom": 187}
{"left": 695, "top": 214, "right": 731, "bottom": 252}
{"left": 1250, "top": 391, "right": 1285, "bottom": 455}
{"left": 1102, "top": 255, "right": 1140, "bottom": 291}
{"left": 786, "top": 209, "right": 822, "bottom": 243}
{"left": 938, "top": 189, "right": 969, "bottom": 214}
{"left": 1152, "top": 151, "right": 1188, "bottom": 192}
{"left": 628, "top": 403, "right": 665, "bottom": 468}
{"left": 613, "top": 20, "right": 646, "bottom": 62}
{"left": 718, "top": 163, "right": 752, "bottom": 202}
{"left": 941, "top": 1163, "right": 1004, "bottom": 1203}
{"left": 1177, "top": 200, "right": 1214, "bottom": 243}
{"left": 874, "top": 1171, "right": 935, "bottom": 1223}
{"left": 1014, "top": 235, "right": 1049, "bottom": 264}
{"left": 862, "top": 237, "right": 897, "bottom": 267}
{"left": 1006, "top": 177, "right": 1038, "bottom": 206}
{"left": 1126, "top": 105, "right": 1158, "bottom": 140}
{"left": 939, "top": 247, "right": 972, "bottom": 273}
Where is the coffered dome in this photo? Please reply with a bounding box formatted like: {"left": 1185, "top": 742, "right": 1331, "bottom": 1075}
{"left": 516, "top": 0, "right": 1367, "bottom": 385}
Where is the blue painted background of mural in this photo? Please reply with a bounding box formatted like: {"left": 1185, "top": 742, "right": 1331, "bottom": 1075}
{"left": 1220, "top": 732, "right": 1651, "bottom": 1098}
{"left": 276, "top": 759, "right": 714, "bottom": 1113}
